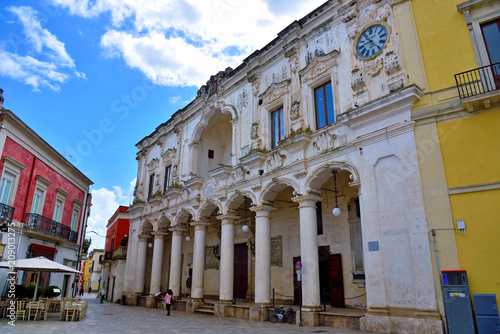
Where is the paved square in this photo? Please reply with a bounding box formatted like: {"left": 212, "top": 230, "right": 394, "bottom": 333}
{"left": 1, "top": 294, "right": 365, "bottom": 333}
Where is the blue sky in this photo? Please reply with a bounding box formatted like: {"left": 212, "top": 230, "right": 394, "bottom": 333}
{"left": 0, "top": 0, "right": 324, "bottom": 250}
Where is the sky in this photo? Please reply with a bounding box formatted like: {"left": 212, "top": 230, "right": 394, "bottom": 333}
{"left": 0, "top": 0, "right": 325, "bottom": 251}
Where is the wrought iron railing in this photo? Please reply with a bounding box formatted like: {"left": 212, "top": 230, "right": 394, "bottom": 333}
{"left": 23, "top": 213, "right": 78, "bottom": 243}
{"left": 104, "top": 251, "right": 112, "bottom": 260}
{"left": 112, "top": 246, "right": 127, "bottom": 260}
{"left": 0, "top": 202, "right": 15, "bottom": 222}
{"left": 455, "top": 62, "right": 500, "bottom": 99}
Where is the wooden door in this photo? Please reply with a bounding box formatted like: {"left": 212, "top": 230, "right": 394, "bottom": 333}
{"left": 293, "top": 256, "right": 301, "bottom": 305}
{"left": 233, "top": 243, "right": 248, "bottom": 299}
{"left": 329, "top": 253, "right": 345, "bottom": 308}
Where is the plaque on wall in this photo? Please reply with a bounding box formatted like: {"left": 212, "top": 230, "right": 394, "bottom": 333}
{"left": 205, "top": 246, "right": 219, "bottom": 270}
{"left": 271, "top": 235, "right": 282, "bottom": 267}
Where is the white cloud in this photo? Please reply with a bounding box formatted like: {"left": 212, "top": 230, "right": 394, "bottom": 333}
{"left": 0, "top": 6, "right": 84, "bottom": 91}
{"left": 49, "top": 0, "right": 325, "bottom": 87}
{"left": 86, "top": 179, "right": 135, "bottom": 251}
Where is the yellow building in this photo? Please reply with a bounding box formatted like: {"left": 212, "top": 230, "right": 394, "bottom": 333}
{"left": 83, "top": 256, "right": 91, "bottom": 291}
{"left": 394, "top": 0, "right": 500, "bottom": 325}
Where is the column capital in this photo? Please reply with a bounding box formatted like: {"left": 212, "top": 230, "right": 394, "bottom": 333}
{"left": 291, "top": 193, "right": 323, "bottom": 207}
{"left": 138, "top": 234, "right": 151, "bottom": 241}
{"left": 169, "top": 225, "right": 187, "bottom": 236}
{"left": 192, "top": 217, "right": 211, "bottom": 229}
{"left": 152, "top": 232, "right": 168, "bottom": 239}
{"left": 216, "top": 212, "right": 240, "bottom": 224}
{"left": 250, "top": 204, "right": 276, "bottom": 217}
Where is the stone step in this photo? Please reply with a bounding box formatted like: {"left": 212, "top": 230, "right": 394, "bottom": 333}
{"left": 194, "top": 308, "right": 215, "bottom": 316}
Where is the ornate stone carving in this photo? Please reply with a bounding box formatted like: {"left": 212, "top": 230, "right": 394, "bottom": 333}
{"left": 197, "top": 67, "right": 233, "bottom": 98}
{"left": 161, "top": 147, "right": 176, "bottom": 160}
{"left": 259, "top": 80, "right": 290, "bottom": 108}
{"left": 180, "top": 188, "right": 190, "bottom": 202}
{"left": 366, "top": 57, "right": 384, "bottom": 76}
{"left": 384, "top": 51, "right": 400, "bottom": 75}
{"left": 231, "top": 166, "right": 247, "bottom": 183}
{"left": 299, "top": 50, "right": 339, "bottom": 84}
{"left": 147, "top": 158, "right": 159, "bottom": 173}
{"left": 342, "top": 8, "right": 357, "bottom": 23}
{"left": 293, "top": 169, "right": 308, "bottom": 179}
{"left": 247, "top": 73, "right": 260, "bottom": 97}
{"left": 351, "top": 68, "right": 365, "bottom": 91}
{"left": 267, "top": 152, "right": 286, "bottom": 172}
{"left": 346, "top": 23, "right": 359, "bottom": 39}
{"left": 290, "top": 101, "right": 301, "bottom": 121}
{"left": 250, "top": 122, "right": 259, "bottom": 140}
{"left": 313, "top": 133, "right": 337, "bottom": 153}
{"left": 285, "top": 47, "right": 299, "bottom": 73}
{"left": 202, "top": 182, "right": 216, "bottom": 198}
{"left": 378, "top": 4, "right": 391, "bottom": 21}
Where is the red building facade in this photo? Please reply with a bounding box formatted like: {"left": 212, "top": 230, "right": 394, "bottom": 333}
{"left": 0, "top": 96, "right": 93, "bottom": 296}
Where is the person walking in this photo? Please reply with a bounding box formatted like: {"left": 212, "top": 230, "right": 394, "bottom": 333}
{"left": 88, "top": 285, "right": 91, "bottom": 294}
{"left": 100, "top": 288, "right": 105, "bottom": 303}
{"left": 162, "top": 289, "right": 174, "bottom": 316}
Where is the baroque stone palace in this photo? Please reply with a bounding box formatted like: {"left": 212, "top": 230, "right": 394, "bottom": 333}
{"left": 123, "top": 0, "right": 442, "bottom": 332}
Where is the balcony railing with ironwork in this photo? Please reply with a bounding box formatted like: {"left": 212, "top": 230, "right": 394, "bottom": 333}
{"left": 0, "top": 202, "right": 15, "bottom": 223}
{"left": 23, "top": 213, "right": 78, "bottom": 243}
{"left": 112, "top": 246, "right": 127, "bottom": 260}
{"left": 455, "top": 62, "right": 500, "bottom": 99}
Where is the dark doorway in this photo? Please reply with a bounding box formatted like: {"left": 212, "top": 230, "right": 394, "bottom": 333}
{"left": 318, "top": 246, "right": 331, "bottom": 304}
{"left": 329, "top": 253, "right": 345, "bottom": 308}
{"left": 293, "top": 256, "right": 301, "bottom": 305}
{"left": 111, "top": 276, "right": 116, "bottom": 302}
{"left": 62, "top": 274, "right": 70, "bottom": 297}
{"left": 233, "top": 243, "right": 248, "bottom": 299}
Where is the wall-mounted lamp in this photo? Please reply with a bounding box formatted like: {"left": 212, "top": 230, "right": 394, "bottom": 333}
{"left": 456, "top": 216, "right": 466, "bottom": 235}
{"left": 293, "top": 191, "right": 303, "bottom": 197}
{"left": 332, "top": 170, "right": 341, "bottom": 217}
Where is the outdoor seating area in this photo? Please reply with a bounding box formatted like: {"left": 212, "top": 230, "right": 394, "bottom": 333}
{"left": 0, "top": 297, "right": 88, "bottom": 321}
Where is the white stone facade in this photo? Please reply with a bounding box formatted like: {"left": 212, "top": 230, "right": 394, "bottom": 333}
{"left": 124, "top": 0, "right": 442, "bottom": 332}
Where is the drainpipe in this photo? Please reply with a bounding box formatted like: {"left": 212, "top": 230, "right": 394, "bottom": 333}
{"left": 430, "top": 229, "right": 448, "bottom": 334}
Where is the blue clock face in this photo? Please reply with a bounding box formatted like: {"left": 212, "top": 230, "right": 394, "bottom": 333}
{"left": 356, "top": 24, "right": 388, "bottom": 58}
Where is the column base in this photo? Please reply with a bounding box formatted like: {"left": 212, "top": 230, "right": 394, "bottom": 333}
{"left": 145, "top": 295, "right": 157, "bottom": 308}
{"left": 250, "top": 306, "right": 270, "bottom": 322}
{"left": 215, "top": 303, "right": 229, "bottom": 317}
{"left": 359, "top": 307, "right": 443, "bottom": 334}
{"left": 127, "top": 292, "right": 140, "bottom": 306}
{"left": 299, "top": 310, "right": 320, "bottom": 326}
{"left": 186, "top": 300, "right": 204, "bottom": 313}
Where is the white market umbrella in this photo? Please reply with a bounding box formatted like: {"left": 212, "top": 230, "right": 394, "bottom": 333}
{"left": 0, "top": 256, "right": 82, "bottom": 300}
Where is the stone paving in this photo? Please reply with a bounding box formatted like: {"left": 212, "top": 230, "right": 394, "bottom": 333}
{"left": 0, "top": 293, "right": 366, "bottom": 334}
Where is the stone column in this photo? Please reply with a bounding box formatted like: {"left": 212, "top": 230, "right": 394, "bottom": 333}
{"left": 169, "top": 227, "right": 186, "bottom": 298}
{"left": 251, "top": 204, "right": 276, "bottom": 307}
{"left": 149, "top": 232, "right": 167, "bottom": 295}
{"left": 133, "top": 235, "right": 149, "bottom": 294}
{"left": 292, "top": 192, "right": 323, "bottom": 313}
{"left": 217, "top": 212, "right": 240, "bottom": 303}
{"left": 191, "top": 219, "right": 210, "bottom": 301}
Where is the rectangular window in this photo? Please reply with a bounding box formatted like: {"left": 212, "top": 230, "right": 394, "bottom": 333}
{"left": 481, "top": 19, "right": 500, "bottom": 64}
{"left": 164, "top": 165, "right": 172, "bottom": 191}
{"left": 314, "top": 81, "right": 335, "bottom": 129}
{"left": 70, "top": 208, "right": 80, "bottom": 231}
{"left": 32, "top": 189, "right": 43, "bottom": 214}
{"left": 148, "top": 174, "right": 155, "bottom": 197}
{"left": 271, "top": 107, "right": 284, "bottom": 148}
{"left": 208, "top": 149, "right": 214, "bottom": 159}
{"left": 0, "top": 172, "right": 14, "bottom": 205}
{"left": 53, "top": 199, "right": 63, "bottom": 222}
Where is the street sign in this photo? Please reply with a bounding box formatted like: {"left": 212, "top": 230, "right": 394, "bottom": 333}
{"left": 296, "top": 270, "right": 302, "bottom": 281}
{"left": 295, "top": 261, "right": 302, "bottom": 270}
